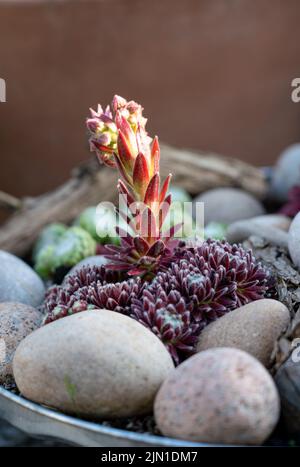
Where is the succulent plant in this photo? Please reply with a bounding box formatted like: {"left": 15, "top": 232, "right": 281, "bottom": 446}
{"left": 76, "top": 205, "right": 121, "bottom": 246}
{"left": 34, "top": 245, "right": 56, "bottom": 280}
{"left": 181, "top": 240, "right": 270, "bottom": 309}
{"left": 34, "top": 226, "right": 97, "bottom": 279}
{"left": 87, "top": 95, "right": 183, "bottom": 279}
{"left": 131, "top": 282, "right": 202, "bottom": 364}
{"left": 32, "top": 223, "right": 67, "bottom": 262}
{"left": 43, "top": 264, "right": 140, "bottom": 324}
{"left": 42, "top": 239, "right": 270, "bottom": 364}
{"left": 41, "top": 95, "right": 271, "bottom": 366}
{"left": 130, "top": 239, "right": 270, "bottom": 363}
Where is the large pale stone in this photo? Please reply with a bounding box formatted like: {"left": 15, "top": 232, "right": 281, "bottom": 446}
{"left": 197, "top": 299, "right": 290, "bottom": 367}
{"left": 13, "top": 310, "right": 174, "bottom": 419}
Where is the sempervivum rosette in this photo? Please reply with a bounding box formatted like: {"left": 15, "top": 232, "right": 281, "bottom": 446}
{"left": 43, "top": 264, "right": 124, "bottom": 323}
{"left": 131, "top": 282, "right": 202, "bottom": 365}
{"left": 43, "top": 276, "right": 143, "bottom": 325}
{"left": 131, "top": 239, "right": 270, "bottom": 363}
{"left": 181, "top": 239, "right": 270, "bottom": 309}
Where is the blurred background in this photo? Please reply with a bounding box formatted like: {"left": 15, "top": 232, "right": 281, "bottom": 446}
{"left": 0, "top": 0, "right": 300, "bottom": 198}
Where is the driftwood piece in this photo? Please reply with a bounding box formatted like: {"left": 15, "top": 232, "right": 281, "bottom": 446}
{"left": 0, "top": 144, "right": 267, "bottom": 256}
{"left": 160, "top": 144, "right": 267, "bottom": 198}
{"left": 0, "top": 191, "right": 22, "bottom": 211}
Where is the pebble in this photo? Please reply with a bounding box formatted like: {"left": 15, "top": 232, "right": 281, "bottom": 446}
{"left": 197, "top": 299, "right": 290, "bottom": 367}
{"left": 0, "top": 302, "right": 42, "bottom": 386}
{"left": 271, "top": 144, "right": 300, "bottom": 201}
{"left": 13, "top": 310, "right": 174, "bottom": 419}
{"left": 275, "top": 353, "right": 300, "bottom": 435}
{"left": 226, "top": 218, "right": 289, "bottom": 248}
{"left": 193, "top": 188, "right": 265, "bottom": 225}
{"left": 154, "top": 348, "right": 280, "bottom": 445}
{"left": 0, "top": 251, "right": 45, "bottom": 307}
{"left": 288, "top": 213, "right": 300, "bottom": 269}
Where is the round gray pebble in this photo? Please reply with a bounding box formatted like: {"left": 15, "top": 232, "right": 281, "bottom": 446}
{"left": 271, "top": 144, "right": 300, "bottom": 201}
{"left": 193, "top": 188, "right": 265, "bottom": 225}
{"left": 0, "top": 251, "right": 45, "bottom": 307}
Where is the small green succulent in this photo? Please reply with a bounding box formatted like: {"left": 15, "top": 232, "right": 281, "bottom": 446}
{"left": 33, "top": 223, "right": 67, "bottom": 262}
{"left": 34, "top": 225, "right": 96, "bottom": 279}
{"left": 53, "top": 226, "right": 97, "bottom": 268}
{"left": 76, "top": 205, "right": 121, "bottom": 246}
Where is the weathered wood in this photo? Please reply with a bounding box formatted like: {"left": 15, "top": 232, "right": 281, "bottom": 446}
{"left": 0, "top": 191, "right": 22, "bottom": 211}
{"left": 0, "top": 145, "right": 267, "bottom": 256}
{"left": 160, "top": 144, "right": 267, "bottom": 198}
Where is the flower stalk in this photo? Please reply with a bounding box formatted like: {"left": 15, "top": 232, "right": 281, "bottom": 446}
{"left": 87, "top": 95, "right": 181, "bottom": 278}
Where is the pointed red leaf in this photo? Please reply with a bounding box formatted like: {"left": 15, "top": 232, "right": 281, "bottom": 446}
{"left": 117, "top": 130, "right": 134, "bottom": 171}
{"left": 117, "top": 179, "right": 135, "bottom": 207}
{"left": 159, "top": 174, "right": 172, "bottom": 203}
{"left": 151, "top": 136, "right": 160, "bottom": 173}
{"left": 93, "top": 141, "right": 114, "bottom": 154}
{"left": 134, "top": 236, "right": 150, "bottom": 255}
{"left": 147, "top": 239, "right": 165, "bottom": 258}
{"left": 140, "top": 207, "right": 157, "bottom": 239}
{"left": 114, "top": 154, "right": 132, "bottom": 185}
{"left": 133, "top": 153, "right": 150, "bottom": 197}
{"left": 144, "top": 173, "right": 160, "bottom": 206}
{"left": 104, "top": 244, "right": 122, "bottom": 254}
{"left": 159, "top": 193, "right": 171, "bottom": 229}
{"left": 128, "top": 268, "right": 145, "bottom": 276}
{"left": 115, "top": 112, "right": 137, "bottom": 154}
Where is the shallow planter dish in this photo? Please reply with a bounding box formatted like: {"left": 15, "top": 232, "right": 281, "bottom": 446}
{"left": 0, "top": 386, "right": 217, "bottom": 447}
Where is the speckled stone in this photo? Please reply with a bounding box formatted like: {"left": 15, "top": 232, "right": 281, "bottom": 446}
{"left": 0, "top": 302, "right": 42, "bottom": 386}
{"left": 193, "top": 188, "right": 265, "bottom": 225}
{"left": 197, "top": 299, "right": 290, "bottom": 367}
{"left": 154, "top": 348, "right": 280, "bottom": 445}
{"left": 13, "top": 310, "right": 174, "bottom": 419}
{"left": 0, "top": 251, "right": 45, "bottom": 307}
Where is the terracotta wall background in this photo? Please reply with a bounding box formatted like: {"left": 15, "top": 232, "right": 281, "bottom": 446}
{"left": 0, "top": 0, "right": 300, "bottom": 199}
